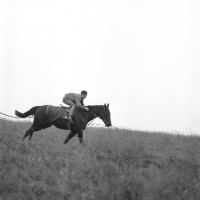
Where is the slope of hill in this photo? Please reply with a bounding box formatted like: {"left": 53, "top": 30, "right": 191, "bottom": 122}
{"left": 0, "top": 118, "right": 200, "bottom": 200}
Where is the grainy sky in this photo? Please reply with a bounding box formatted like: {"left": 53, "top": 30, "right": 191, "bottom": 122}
{"left": 0, "top": 0, "right": 200, "bottom": 134}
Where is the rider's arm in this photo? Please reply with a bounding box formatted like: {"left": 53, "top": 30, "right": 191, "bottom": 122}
{"left": 81, "top": 99, "right": 85, "bottom": 106}
{"left": 74, "top": 95, "right": 88, "bottom": 110}
{"left": 75, "top": 97, "right": 85, "bottom": 108}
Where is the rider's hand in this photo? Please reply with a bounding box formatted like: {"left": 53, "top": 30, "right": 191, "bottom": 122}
{"left": 85, "top": 107, "right": 89, "bottom": 111}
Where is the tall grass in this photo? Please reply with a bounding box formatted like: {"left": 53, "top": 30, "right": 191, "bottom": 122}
{"left": 0, "top": 118, "right": 200, "bottom": 200}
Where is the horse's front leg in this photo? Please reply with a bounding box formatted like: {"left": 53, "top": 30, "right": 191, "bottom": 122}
{"left": 64, "top": 131, "right": 76, "bottom": 144}
{"left": 78, "top": 130, "right": 84, "bottom": 144}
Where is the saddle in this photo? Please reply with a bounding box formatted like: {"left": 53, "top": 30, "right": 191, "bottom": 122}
{"left": 60, "top": 104, "right": 81, "bottom": 113}
{"left": 46, "top": 105, "right": 81, "bottom": 123}
{"left": 60, "top": 104, "right": 70, "bottom": 113}
{"left": 60, "top": 104, "right": 80, "bottom": 118}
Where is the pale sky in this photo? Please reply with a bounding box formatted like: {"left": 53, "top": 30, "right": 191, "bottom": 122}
{"left": 0, "top": 0, "right": 200, "bottom": 134}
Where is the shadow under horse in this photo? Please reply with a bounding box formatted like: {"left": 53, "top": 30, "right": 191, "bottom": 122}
{"left": 15, "top": 104, "right": 112, "bottom": 144}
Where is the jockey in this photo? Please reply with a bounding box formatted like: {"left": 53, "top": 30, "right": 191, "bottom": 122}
{"left": 62, "top": 90, "right": 89, "bottom": 124}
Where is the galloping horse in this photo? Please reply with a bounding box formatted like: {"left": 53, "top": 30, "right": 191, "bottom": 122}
{"left": 15, "top": 104, "right": 112, "bottom": 144}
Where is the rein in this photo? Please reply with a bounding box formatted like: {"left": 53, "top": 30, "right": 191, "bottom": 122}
{"left": 87, "top": 107, "right": 108, "bottom": 122}
{"left": 88, "top": 110, "right": 97, "bottom": 118}
{"left": 85, "top": 107, "right": 104, "bottom": 133}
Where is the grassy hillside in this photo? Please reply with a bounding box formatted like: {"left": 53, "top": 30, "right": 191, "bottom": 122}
{"left": 0, "top": 118, "right": 200, "bottom": 200}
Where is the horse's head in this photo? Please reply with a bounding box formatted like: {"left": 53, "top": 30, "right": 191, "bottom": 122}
{"left": 99, "top": 103, "right": 112, "bottom": 127}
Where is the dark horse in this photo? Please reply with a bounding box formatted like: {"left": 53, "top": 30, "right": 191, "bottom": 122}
{"left": 15, "top": 104, "right": 112, "bottom": 144}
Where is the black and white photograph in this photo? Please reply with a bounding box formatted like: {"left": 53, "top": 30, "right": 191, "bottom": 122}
{"left": 0, "top": 0, "right": 199, "bottom": 199}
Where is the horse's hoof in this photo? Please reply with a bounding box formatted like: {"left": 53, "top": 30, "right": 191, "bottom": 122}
{"left": 64, "top": 140, "right": 68, "bottom": 144}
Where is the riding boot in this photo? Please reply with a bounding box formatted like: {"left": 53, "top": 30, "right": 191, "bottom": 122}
{"left": 67, "top": 106, "right": 76, "bottom": 124}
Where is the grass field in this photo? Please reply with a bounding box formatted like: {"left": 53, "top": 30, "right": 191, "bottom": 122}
{"left": 0, "top": 118, "right": 200, "bottom": 200}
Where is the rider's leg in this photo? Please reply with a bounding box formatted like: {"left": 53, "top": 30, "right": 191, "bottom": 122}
{"left": 62, "top": 98, "right": 75, "bottom": 124}
{"left": 68, "top": 106, "right": 76, "bottom": 123}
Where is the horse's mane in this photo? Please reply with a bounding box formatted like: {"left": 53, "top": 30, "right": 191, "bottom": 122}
{"left": 86, "top": 105, "right": 104, "bottom": 110}
{"left": 87, "top": 105, "right": 103, "bottom": 107}
{"left": 76, "top": 105, "right": 103, "bottom": 114}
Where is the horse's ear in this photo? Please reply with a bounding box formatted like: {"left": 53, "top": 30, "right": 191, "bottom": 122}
{"left": 107, "top": 103, "right": 109, "bottom": 108}
{"left": 104, "top": 103, "right": 106, "bottom": 107}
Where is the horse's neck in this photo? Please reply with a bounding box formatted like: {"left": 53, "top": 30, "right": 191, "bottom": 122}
{"left": 87, "top": 106, "right": 102, "bottom": 121}
{"left": 90, "top": 106, "right": 103, "bottom": 115}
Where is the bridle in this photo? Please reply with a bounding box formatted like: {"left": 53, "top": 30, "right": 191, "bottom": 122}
{"left": 85, "top": 107, "right": 111, "bottom": 131}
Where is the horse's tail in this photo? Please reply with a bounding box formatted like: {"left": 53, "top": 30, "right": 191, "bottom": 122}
{"left": 15, "top": 106, "right": 39, "bottom": 118}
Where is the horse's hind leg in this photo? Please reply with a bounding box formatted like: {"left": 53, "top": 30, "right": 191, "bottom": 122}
{"left": 64, "top": 131, "right": 76, "bottom": 144}
{"left": 28, "top": 126, "right": 36, "bottom": 140}
{"left": 78, "top": 130, "right": 84, "bottom": 144}
{"left": 28, "top": 123, "right": 52, "bottom": 140}
{"left": 23, "top": 126, "right": 34, "bottom": 141}
{"left": 24, "top": 105, "right": 49, "bottom": 141}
